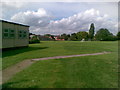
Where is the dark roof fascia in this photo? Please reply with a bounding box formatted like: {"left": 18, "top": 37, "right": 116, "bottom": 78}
{"left": 0, "top": 20, "right": 29, "bottom": 27}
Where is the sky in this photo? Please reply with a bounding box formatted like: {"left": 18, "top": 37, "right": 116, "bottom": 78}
{"left": 1, "top": 1, "right": 119, "bottom": 35}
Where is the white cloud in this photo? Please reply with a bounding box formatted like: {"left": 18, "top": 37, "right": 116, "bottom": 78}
{"left": 1, "top": 2, "right": 28, "bottom": 19}
{"left": 1, "top": 0, "right": 119, "bottom": 2}
{"left": 11, "top": 8, "right": 118, "bottom": 35}
{"left": 46, "top": 8, "right": 117, "bottom": 35}
{"left": 11, "top": 8, "right": 53, "bottom": 27}
{"left": 2, "top": 2, "right": 25, "bottom": 8}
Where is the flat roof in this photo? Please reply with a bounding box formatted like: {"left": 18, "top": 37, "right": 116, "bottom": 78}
{"left": 0, "top": 20, "right": 29, "bottom": 27}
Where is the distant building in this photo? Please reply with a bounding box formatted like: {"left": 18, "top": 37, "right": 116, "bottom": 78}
{"left": 39, "top": 35, "right": 53, "bottom": 41}
{"left": 1, "top": 20, "right": 29, "bottom": 49}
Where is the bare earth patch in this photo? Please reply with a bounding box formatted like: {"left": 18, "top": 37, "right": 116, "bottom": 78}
{"left": 2, "top": 51, "right": 110, "bottom": 84}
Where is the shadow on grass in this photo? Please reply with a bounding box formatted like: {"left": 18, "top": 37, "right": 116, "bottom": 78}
{"left": 2, "top": 46, "right": 48, "bottom": 58}
{"left": 2, "top": 80, "right": 40, "bottom": 88}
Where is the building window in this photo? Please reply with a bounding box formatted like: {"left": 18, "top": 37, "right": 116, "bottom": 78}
{"left": 3, "top": 28, "right": 15, "bottom": 38}
{"left": 9, "top": 29, "right": 15, "bottom": 38}
{"left": 18, "top": 30, "right": 27, "bottom": 39}
{"left": 18, "top": 30, "right": 23, "bottom": 38}
{"left": 3, "top": 29, "right": 9, "bottom": 38}
{"left": 4, "top": 29, "right": 9, "bottom": 33}
{"left": 23, "top": 31, "right": 27, "bottom": 38}
{"left": 3, "top": 33, "right": 9, "bottom": 37}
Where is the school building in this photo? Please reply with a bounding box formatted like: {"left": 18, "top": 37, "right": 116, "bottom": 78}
{"left": 1, "top": 20, "right": 29, "bottom": 49}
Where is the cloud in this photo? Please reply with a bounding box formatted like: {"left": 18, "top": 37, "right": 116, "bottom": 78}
{"left": 46, "top": 8, "right": 117, "bottom": 35}
{"left": 11, "top": 8, "right": 53, "bottom": 27}
{"left": 2, "top": 2, "right": 25, "bottom": 8}
{"left": 1, "top": 0, "right": 119, "bottom": 2}
{"left": 1, "top": 2, "right": 28, "bottom": 19}
{"left": 11, "top": 8, "right": 117, "bottom": 35}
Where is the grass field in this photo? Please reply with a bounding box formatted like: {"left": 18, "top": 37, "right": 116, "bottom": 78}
{"left": 3, "top": 41, "right": 117, "bottom": 69}
{"left": 2, "top": 41, "right": 118, "bottom": 88}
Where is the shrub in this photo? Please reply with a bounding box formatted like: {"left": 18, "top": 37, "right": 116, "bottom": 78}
{"left": 29, "top": 35, "right": 40, "bottom": 44}
{"left": 29, "top": 39, "right": 40, "bottom": 44}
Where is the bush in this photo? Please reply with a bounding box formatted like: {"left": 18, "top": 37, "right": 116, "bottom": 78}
{"left": 29, "top": 35, "right": 40, "bottom": 44}
{"left": 29, "top": 39, "right": 40, "bottom": 44}
{"left": 117, "top": 31, "right": 120, "bottom": 40}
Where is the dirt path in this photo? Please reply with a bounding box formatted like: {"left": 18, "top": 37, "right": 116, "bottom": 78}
{"left": 31, "top": 51, "right": 110, "bottom": 61}
{"left": 2, "top": 59, "right": 35, "bottom": 84}
{"left": 2, "top": 51, "right": 110, "bottom": 84}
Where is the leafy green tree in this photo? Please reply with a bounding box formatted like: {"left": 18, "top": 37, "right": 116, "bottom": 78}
{"left": 95, "top": 28, "right": 116, "bottom": 41}
{"left": 67, "top": 34, "right": 71, "bottom": 41}
{"left": 44, "top": 34, "right": 51, "bottom": 37}
{"left": 70, "top": 33, "right": 77, "bottom": 41}
{"left": 61, "top": 33, "right": 69, "bottom": 40}
{"left": 67, "top": 34, "right": 70, "bottom": 38}
{"left": 76, "top": 31, "right": 89, "bottom": 41}
{"left": 117, "top": 31, "right": 120, "bottom": 40}
{"left": 89, "top": 23, "right": 95, "bottom": 40}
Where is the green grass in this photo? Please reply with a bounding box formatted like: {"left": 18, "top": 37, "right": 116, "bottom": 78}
{"left": 2, "top": 41, "right": 118, "bottom": 88}
{"left": 3, "top": 52, "right": 118, "bottom": 88}
{"left": 3, "top": 41, "right": 118, "bottom": 69}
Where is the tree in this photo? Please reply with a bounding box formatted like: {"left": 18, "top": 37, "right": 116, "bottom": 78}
{"left": 89, "top": 23, "right": 95, "bottom": 40}
{"left": 95, "top": 28, "right": 116, "bottom": 41}
{"left": 29, "top": 33, "right": 33, "bottom": 35}
{"left": 61, "top": 33, "right": 69, "bottom": 40}
{"left": 117, "top": 31, "right": 120, "bottom": 40}
{"left": 67, "top": 34, "right": 71, "bottom": 41}
{"left": 44, "top": 34, "right": 51, "bottom": 37}
{"left": 76, "top": 31, "right": 89, "bottom": 41}
{"left": 70, "top": 33, "right": 78, "bottom": 41}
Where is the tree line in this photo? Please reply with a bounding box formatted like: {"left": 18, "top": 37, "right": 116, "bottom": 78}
{"left": 29, "top": 23, "right": 120, "bottom": 42}
{"left": 60, "top": 23, "right": 120, "bottom": 41}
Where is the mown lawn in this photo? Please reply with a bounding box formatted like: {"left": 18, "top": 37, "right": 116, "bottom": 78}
{"left": 2, "top": 41, "right": 118, "bottom": 88}
{"left": 3, "top": 41, "right": 118, "bottom": 69}
{"left": 3, "top": 52, "right": 118, "bottom": 88}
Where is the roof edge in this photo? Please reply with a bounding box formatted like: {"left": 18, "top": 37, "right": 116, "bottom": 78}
{"left": 0, "top": 20, "right": 30, "bottom": 27}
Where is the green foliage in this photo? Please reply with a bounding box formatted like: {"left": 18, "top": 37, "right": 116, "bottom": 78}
{"left": 76, "top": 31, "right": 89, "bottom": 41}
{"left": 44, "top": 34, "right": 52, "bottom": 37}
{"left": 89, "top": 23, "right": 95, "bottom": 40}
{"left": 117, "top": 31, "right": 120, "bottom": 40}
{"left": 29, "top": 35, "right": 40, "bottom": 44}
{"left": 61, "top": 33, "right": 70, "bottom": 40}
{"left": 29, "top": 39, "right": 40, "bottom": 44}
{"left": 70, "top": 33, "right": 78, "bottom": 41}
{"left": 95, "top": 28, "right": 117, "bottom": 41}
{"left": 67, "top": 34, "right": 71, "bottom": 41}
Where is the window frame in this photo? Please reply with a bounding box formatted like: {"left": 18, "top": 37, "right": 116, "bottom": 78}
{"left": 23, "top": 31, "right": 27, "bottom": 38}
{"left": 9, "top": 29, "right": 15, "bottom": 38}
{"left": 3, "top": 28, "right": 15, "bottom": 39}
{"left": 3, "top": 28, "right": 9, "bottom": 38}
{"left": 18, "top": 30, "right": 27, "bottom": 39}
